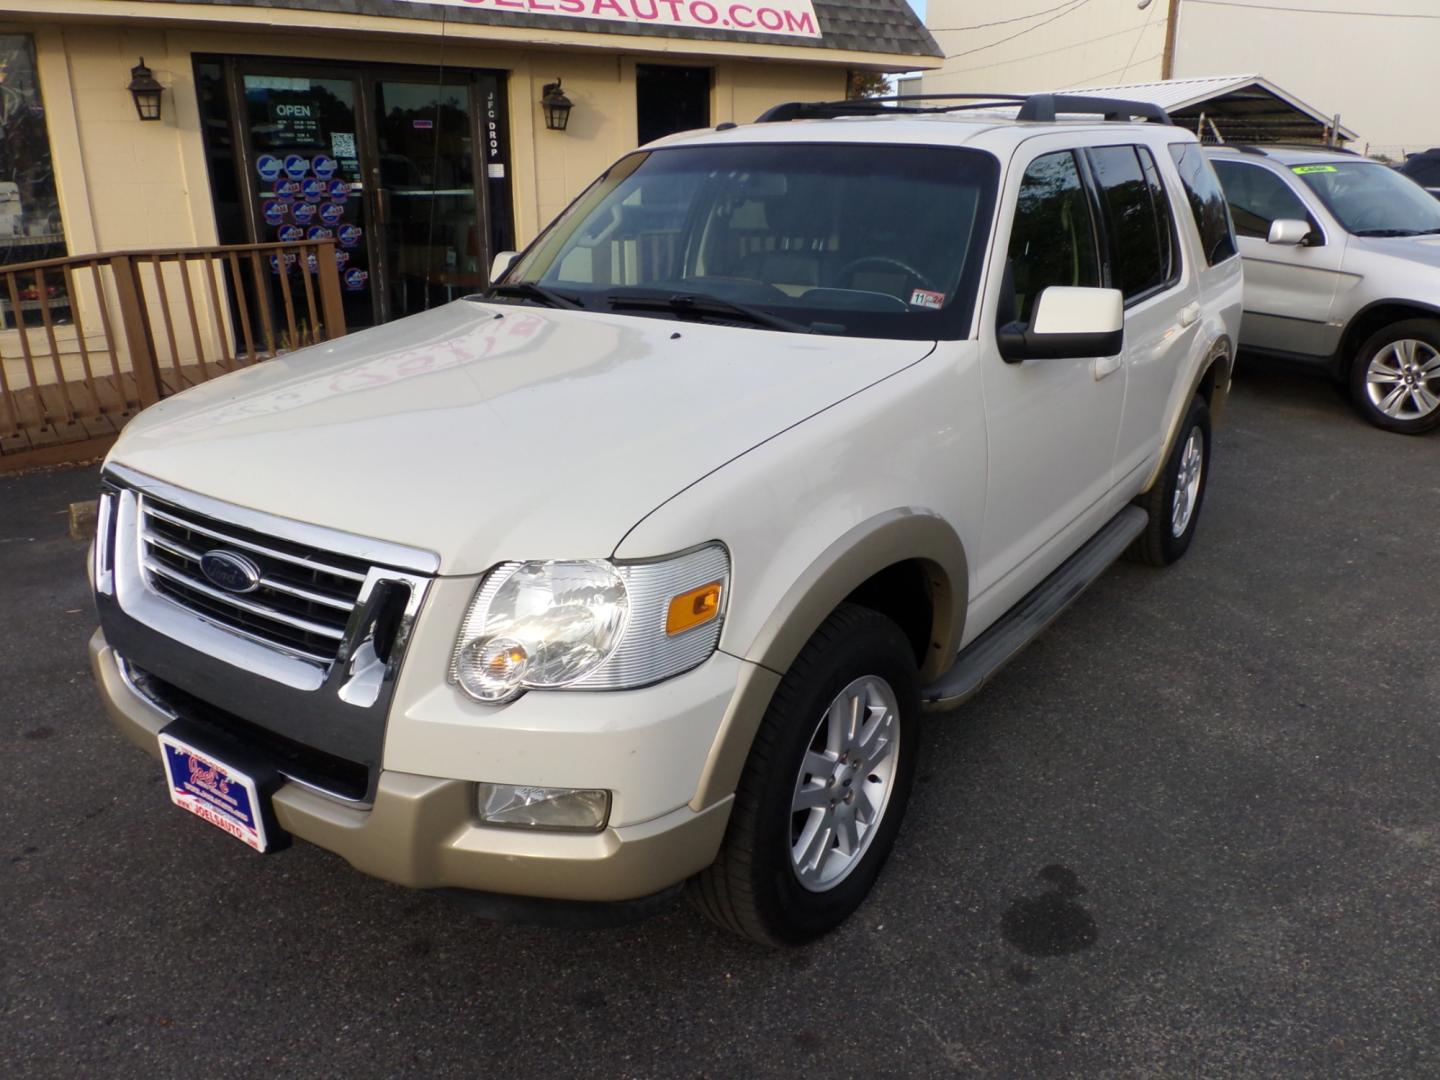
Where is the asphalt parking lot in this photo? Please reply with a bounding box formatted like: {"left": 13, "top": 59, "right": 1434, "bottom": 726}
{"left": 2, "top": 363, "right": 1438, "bottom": 1078}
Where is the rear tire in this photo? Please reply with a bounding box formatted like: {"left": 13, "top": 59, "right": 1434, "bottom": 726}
{"left": 689, "top": 603, "right": 920, "bottom": 946}
{"left": 1126, "top": 394, "right": 1211, "bottom": 567}
{"left": 1348, "top": 319, "right": 1440, "bottom": 435}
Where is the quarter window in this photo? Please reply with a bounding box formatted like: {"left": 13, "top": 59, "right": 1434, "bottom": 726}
{"left": 1210, "top": 160, "right": 1313, "bottom": 240}
{"left": 1004, "top": 150, "right": 1100, "bottom": 325}
{"left": 1087, "top": 145, "right": 1177, "bottom": 302}
{"left": 1168, "top": 142, "right": 1237, "bottom": 265}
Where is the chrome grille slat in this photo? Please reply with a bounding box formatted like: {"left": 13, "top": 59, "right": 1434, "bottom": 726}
{"left": 144, "top": 558, "right": 348, "bottom": 641}
{"left": 144, "top": 532, "right": 356, "bottom": 613}
{"left": 142, "top": 505, "right": 368, "bottom": 583}
{"left": 135, "top": 494, "right": 374, "bottom": 664}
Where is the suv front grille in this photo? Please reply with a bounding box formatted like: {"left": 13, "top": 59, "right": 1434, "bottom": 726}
{"left": 139, "top": 497, "right": 371, "bottom": 665}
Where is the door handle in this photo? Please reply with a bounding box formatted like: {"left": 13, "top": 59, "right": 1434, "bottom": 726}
{"left": 1178, "top": 301, "right": 1200, "bottom": 327}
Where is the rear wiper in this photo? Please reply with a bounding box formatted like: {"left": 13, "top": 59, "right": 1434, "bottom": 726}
{"left": 606, "top": 289, "right": 812, "bottom": 333}
{"left": 484, "top": 281, "right": 584, "bottom": 309}
{"left": 1353, "top": 228, "right": 1421, "bottom": 237}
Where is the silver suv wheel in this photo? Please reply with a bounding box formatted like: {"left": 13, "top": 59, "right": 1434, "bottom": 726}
{"left": 789, "top": 675, "right": 900, "bottom": 892}
{"left": 1170, "top": 425, "right": 1205, "bottom": 538}
{"left": 1366, "top": 338, "right": 1440, "bottom": 421}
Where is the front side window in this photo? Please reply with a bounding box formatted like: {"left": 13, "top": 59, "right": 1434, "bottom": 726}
{"left": 1292, "top": 161, "right": 1440, "bottom": 237}
{"left": 1004, "top": 150, "right": 1100, "bottom": 325}
{"left": 1210, "top": 160, "right": 1313, "bottom": 240}
{"left": 1088, "top": 144, "right": 1176, "bottom": 301}
{"left": 1168, "top": 142, "right": 1237, "bottom": 266}
{"left": 0, "top": 35, "right": 66, "bottom": 266}
{"left": 506, "top": 143, "right": 1000, "bottom": 340}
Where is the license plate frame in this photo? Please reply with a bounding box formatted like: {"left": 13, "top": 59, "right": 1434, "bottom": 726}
{"left": 158, "top": 730, "right": 271, "bottom": 852}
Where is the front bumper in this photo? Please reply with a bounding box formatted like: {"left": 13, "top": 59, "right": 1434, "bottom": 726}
{"left": 91, "top": 631, "right": 734, "bottom": 902}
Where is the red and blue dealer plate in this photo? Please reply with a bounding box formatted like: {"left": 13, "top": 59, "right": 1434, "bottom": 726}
{"left": 158, "top": 732, "right": 270, "bottom": 852}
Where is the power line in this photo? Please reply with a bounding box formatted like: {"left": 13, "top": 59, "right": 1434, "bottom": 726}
{"left": 947, "top": 23, "right": 1163, "bottom": 75}
{"left": 943, "top": 0, "right": 1097, "bottom": 61}
{"left": 1068, "top": 51, "right": 1164, "bottom": 88}
{"left": 928, "top": 0, "right": 1088, "bottom": 33}
{"left": 1184, "top": 0, "right": 1440, "bottom": 18}
{"left": 1119, "top": 0, "right": 1164, "bottom": 82}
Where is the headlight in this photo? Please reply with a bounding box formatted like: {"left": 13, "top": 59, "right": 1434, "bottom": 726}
{"left": 450, "top": 544, "right": 729, "bottom": 703}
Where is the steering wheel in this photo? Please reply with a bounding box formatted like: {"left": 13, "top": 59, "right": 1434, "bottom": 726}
{"left": 835, "top": 255, "right": 936, "bottom": 294}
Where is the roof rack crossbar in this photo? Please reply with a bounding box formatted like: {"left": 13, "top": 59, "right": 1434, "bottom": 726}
{"left": 756, "top": 92, "right": 1173, "bottom": 126}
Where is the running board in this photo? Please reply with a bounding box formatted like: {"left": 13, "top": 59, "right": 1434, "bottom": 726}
{"left": 921, "top": 505, "right": 1148, "bottom": 713}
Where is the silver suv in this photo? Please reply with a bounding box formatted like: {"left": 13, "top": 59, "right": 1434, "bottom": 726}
{"left": 1206, "top": 145, "right": 1440, "bottom": 434}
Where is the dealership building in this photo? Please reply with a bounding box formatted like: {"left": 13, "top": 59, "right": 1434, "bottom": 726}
{"left": 0, "top": 0, "right": 939, "bottom": 329}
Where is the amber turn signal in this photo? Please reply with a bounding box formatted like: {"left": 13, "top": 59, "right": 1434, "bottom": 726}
{"left": 665, "top": 581, "right": 723, "bottom": 635}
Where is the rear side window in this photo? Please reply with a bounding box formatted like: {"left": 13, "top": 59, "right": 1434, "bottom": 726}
{"left": 1087, "top": 145, "right": 1177, "bottom": 302}
{"left": 1168, "top": 143, "right": 1238, "bottom": 265}
{"left": 1210, "top": 159, "right": 1312, "bottom": 240}
{"left": 1004, "top": 150, "right": 1101, "bottom": 325}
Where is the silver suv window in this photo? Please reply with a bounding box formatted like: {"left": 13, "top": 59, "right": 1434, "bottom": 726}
{"left": 1088, "top": 144, "right": 1179, "bottom": 303}
{"left": 1210, "top": 160, "right": 1313, "bottom": 240}
{"left": 1005, "top": 150, "right": 1101, "bottom": 325}
{"left": 1291, "top": 161, "right": 1440, "bottom": 238}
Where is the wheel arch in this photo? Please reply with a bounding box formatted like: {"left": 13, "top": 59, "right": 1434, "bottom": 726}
{"left": 690, "top": 509, "right": 967, "bottom": 810}
{"left": 1143, "top": 335, "right": 1234, "bottom": 494}
{"left": 1334, "top": 299, "right": 1440, "bottom": 375}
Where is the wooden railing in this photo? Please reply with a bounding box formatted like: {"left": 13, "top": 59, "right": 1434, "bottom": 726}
{"left": 0, "top": 239, "right": 348, "bottom": 472}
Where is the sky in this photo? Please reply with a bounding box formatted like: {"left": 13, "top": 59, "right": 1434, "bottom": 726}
{"left": 908, "top": 0, "right": 927, "bottom": 18}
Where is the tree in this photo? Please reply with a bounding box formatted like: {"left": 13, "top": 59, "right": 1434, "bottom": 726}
{"left": 846, "top": 70, "right": 891, "bottom": 100}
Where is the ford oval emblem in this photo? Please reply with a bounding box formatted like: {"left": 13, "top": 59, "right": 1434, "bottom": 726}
{"left": 199, "top": 550, "right": 262, "bottom": 594}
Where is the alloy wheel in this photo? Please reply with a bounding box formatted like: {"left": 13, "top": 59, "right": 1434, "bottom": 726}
{"left": 1366, "top": 339, "right": 1440, "bottom": 421}
{"left": 1171, "top": 424, "right": 1205, "bottom": 538}
{"left": 789, "top": 675, "right": 901, "bottom": 893}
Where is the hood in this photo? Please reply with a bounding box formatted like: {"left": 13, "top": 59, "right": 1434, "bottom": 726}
{"left": 110, "top": 302, "right": 932, "bottom": 574}
{"left": 1349, "top": 232, "right": 1440, "bottom": 270}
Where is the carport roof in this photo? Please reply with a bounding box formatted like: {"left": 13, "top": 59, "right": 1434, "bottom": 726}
{"left": 1061, "top": 74, "right": 1359, "bottom": 145}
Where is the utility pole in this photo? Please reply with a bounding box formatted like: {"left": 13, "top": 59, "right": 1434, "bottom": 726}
{"left": 1161, "top": 0, "right": 1182, "bottom": 80}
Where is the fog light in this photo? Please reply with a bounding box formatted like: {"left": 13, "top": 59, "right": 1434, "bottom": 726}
{"left": 475, "top": 783, "right": 610, "bottom": 831}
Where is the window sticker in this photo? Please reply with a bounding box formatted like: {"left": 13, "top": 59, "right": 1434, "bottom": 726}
{"left": 291, "top": 201, "right": 317, "bottom": 225}
{"left": 338, "top": 223, "right": 363, "bottom": 248}
{"left": 1292, "top": 164, "right": 1338, "bottom": 174}
{"left": 301, "top": 178, "right": 326, "bottom": 203}
{"left": 256, "top": 154, "right": 282, "bottom": 183}
{"left": 318, "top": 202, "right": 345, "bottom": 226}
{"left": 277, "top": 224, "right": 303, "bottom": 243}
{"left": 306, "top": 225, "right": 333, "bottom": 241}
{"left": 343, "top": 267, "right": 369, "bottom": 292}
{"left": 261, "top": 199, "right": 288, "bottom": 225}
{"left": 331, "top": 132, "right": 357, "bottom": 159}
{"left": 909, "top": 288, "right": 946, "bottom": 310}
{"left": 328, "top": 179, "right": 351, "bottom": 203}
{"left": 276, "top": 179, "right": 302, "bottom": 199}
{"left": 283, "top": 154, "right": 310, "bottom": 180}
{"left": 311, "top": 154, "right": 337, "bottom": 180}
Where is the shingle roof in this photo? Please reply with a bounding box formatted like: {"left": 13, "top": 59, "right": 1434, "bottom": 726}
{"left": 140, "top": 0, "right": 942, "bottom": 59}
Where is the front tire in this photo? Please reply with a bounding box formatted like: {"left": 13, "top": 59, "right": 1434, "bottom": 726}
{"left": 1127, "top": 393, "right": 1211, "bottom": 567}
{"left": 1348, "top": 319, "right": 1440, "bottom": 435}
{"left": 689, "top": 604, "right": 921, "bottom": 946}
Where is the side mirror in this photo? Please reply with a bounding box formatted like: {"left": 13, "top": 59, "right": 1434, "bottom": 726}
{"left": 490, "top": 250, "right": 519, "bottom": 282}
{"left": 997, "top": 286, "right": 1124, "bottom": 363}
{"left": 1267, "top": 219, "right": 1311, "bottom": 246}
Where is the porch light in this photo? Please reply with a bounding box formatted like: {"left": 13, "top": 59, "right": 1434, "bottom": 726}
{"left": 127, "top": 58, "right": 163, "bottom": 122}
{"left": 540, "top": 80, "right": 573, "bottom": 132}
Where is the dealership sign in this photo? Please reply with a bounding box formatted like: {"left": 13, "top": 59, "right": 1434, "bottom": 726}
{"left": 396, "top": 0, "right": 822, "bottom": 38}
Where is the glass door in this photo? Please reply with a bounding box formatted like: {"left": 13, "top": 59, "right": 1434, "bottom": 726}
{"left": 370, "top": 78, "right": 485, "bottom": 319}
{"left": 240, "top": 72, "right": 378, "bottom": 329}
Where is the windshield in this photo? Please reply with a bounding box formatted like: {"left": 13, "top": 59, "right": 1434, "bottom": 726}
{"left": 502, "top": 143, "right": 999, "bottom": 339}
{"left": 1293, "top": 162, "right": 1440, "bottom": 236}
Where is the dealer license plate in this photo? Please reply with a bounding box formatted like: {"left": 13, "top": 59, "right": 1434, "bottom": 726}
{"left": 158, "top": 733, "right": 270, "bottom": 852}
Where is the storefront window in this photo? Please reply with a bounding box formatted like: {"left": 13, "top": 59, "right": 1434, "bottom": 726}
{"left": 0, "top": 34, "right": 68, "bottom": 329}
{"left": 0, "top": 35, "right": 64, "bottom": 264}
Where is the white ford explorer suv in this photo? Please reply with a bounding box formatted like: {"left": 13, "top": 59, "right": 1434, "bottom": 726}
{"left": 89, "top": 93, "right": 1241, "bottom": 945}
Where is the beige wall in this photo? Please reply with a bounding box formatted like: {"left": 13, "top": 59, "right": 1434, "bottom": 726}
{"left": 1171, "top": 0, "right": 1440, "bottom": 155}
{"left": 920, "top": 0, "right": 1169, "bottom": 97}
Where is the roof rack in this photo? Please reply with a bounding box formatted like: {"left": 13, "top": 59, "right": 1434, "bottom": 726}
{"left": 755, "top": 92, "right": 1173, "bottom": 126}
{"left": 1225, "top": 143, "right": 1359, "bottom": 157}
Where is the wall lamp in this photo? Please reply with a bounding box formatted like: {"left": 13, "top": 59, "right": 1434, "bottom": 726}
{"left": 128, "top": 58, "right": 163, "bottom": 121}
{"left": 540, "top": 79, "right": 573, "bottom": 132}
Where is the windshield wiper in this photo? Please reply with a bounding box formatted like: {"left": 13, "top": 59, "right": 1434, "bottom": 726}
{"left": 483, "top": 281, "right": 585, "bottom": 309}
{"left": 606, "top": 289, "right": 813, "bottom": 333}
{"left": 1353, "top": 228, "right": 1422, "bottom": 237}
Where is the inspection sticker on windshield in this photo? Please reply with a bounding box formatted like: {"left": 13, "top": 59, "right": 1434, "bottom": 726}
{"left": 910, "top": 289, "right": 946, "bottom": 309}
{"left": 1292, "top": 165, "right": 1339, "bottom": 174}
